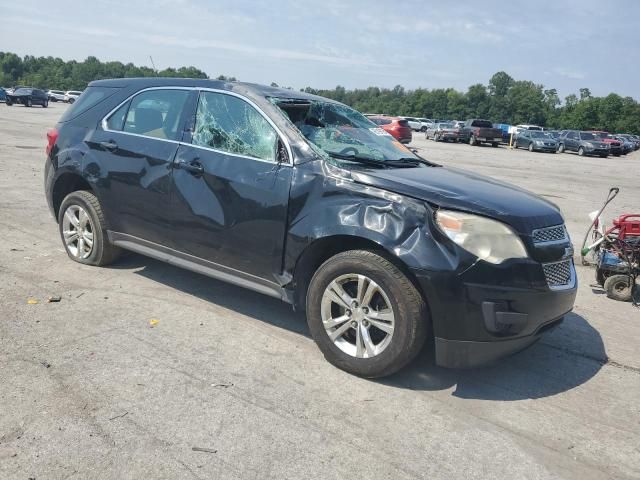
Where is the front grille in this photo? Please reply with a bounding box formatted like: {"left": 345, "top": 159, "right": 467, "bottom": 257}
{"left": 543, "top": 259, "right": 573, "bottom": 288}
{"left": 532, "top": 224, "right": 567, "bottom": 244}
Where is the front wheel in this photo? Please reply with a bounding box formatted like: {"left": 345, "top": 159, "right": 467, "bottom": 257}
{"left": 492, "top": 142, "right": 499, "bottom": 148}
{"left": 5, "top": 100, "right": 12, "bottom": 106}
{"left": 69, "top": 98, "right": 75, "bottom": 104}
{"left": 306, "top": 250, "right": 428, "bottom": 378}
{"left": 469, "top": 135, "right": 477, "bottom": 146}
{"left": 58, "top": 191, "right": 121, "bottom": 266}
{"left": 578, "top": 146, "right": 585, "bottom": 156}
{"left": 528, "top": 143, "right": 534, "bottom": 152}
{"left": 558, "top": 143, "right": 565, "bottom": 153}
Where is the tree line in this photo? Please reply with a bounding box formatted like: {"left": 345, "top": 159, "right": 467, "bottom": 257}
{"left": 2, "top": 52, "right": 638, "bottom": 134}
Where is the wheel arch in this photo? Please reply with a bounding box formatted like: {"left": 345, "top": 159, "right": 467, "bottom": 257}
{"left": 290, "top": 234, "right": 427, "bottom": 314}
{"left": 51, "top": 173, "right": 94, "bottom": 222}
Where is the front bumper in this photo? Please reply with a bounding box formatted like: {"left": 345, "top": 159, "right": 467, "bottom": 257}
{"left": 413, "top": 259, "right": 577, "bottom": 368}
{"left": 585, "top": 147, "right": 609, "bottom": 156}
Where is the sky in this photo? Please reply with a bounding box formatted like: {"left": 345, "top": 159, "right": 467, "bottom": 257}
{"left": 1, "top": 0, "right": 639, "bottom": 99}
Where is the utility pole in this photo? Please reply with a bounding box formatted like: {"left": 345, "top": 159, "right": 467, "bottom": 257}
{"left": 149, "top": 55, "right": 157, "bottom": 73}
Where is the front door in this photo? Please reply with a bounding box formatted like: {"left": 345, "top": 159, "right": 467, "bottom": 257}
{"left": 87, "top": 88, "right": 195, "bottom": 244}
{"left": 169, "top": 90, "right": 293, "bottom": 282}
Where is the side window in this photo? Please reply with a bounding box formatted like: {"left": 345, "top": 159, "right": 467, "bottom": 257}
{"left": 567, "top": 131, "right": 577, "bottom": 140}
{"left": 106, "top": 100, "right": 130, "bottom": 131}
{"left": 192, "top": 91, "right": 277, "bottom": 162}
{"left": 114, "top": 89, "right": 190, "bottom": 141}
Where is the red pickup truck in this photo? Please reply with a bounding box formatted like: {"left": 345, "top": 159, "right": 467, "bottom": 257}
{"left": 589, "top": 131, "right": 623, "bottom": 157}
{"left": 460, "top": 119, "right": 503, "bottom": 147}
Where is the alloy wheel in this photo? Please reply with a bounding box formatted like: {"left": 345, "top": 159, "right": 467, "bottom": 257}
{"left": 320, "top": 274, "right": 395, "bottom": 358}
{"left": 62, "top": 205, "right": 95, "bottom": 259}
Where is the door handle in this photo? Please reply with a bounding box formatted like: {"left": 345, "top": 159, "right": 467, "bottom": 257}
{"left": 178, "top": 160, "right": 204, "bottom": 175}
{"left": 100, "top": 140, "right": 118, "bottom": 151}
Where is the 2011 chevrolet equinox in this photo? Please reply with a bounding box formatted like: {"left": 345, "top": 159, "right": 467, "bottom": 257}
{"left": 44, "top": 78, "right": 577, "bottom": 378}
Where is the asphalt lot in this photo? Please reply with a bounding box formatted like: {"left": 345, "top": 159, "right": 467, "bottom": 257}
{"left": 1, "top": 103, "right": 639, "bottom": 479}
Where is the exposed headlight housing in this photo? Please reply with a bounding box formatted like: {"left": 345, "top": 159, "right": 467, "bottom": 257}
{"left": 435, "top": 210, "right": 528, "bottom": 264}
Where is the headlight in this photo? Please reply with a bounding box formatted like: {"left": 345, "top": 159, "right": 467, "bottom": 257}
{"left": 585, "top": 142, "right": 594, "bottom": 148}
{"left": 535, "top": 140, "right": 544, "bottom": 146}
{"left": 435, "top": 210, "right": 528, "bottom": 264}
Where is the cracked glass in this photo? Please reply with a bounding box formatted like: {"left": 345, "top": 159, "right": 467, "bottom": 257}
{"left": 193, "top": 92, "right": 277, "bottom": 162}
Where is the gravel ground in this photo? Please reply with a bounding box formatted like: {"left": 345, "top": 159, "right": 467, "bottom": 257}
{"left": 1, "top": 103, "right": 639, "bottom": 479}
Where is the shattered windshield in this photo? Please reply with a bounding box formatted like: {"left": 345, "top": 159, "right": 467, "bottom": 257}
{"left": 274, "top": 99, "right": 417, "bottom": 162}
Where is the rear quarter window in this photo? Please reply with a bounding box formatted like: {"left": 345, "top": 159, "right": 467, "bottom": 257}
{"left": 59, "top": 86, "right": 122, "bottom": 123}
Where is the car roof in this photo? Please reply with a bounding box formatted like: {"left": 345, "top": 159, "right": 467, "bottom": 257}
{"left": 89, "top": 77, "right": 338, "bottom": 104}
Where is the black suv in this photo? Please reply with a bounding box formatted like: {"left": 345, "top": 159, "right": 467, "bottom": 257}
{"left": 6, "top": 87, "right": 49, "bottom": 107}
{"left": 44, "top": 78, "right": 577, "bottom": 377}
{"left": 557, "top": 130, "right": 610, "bottom": 157}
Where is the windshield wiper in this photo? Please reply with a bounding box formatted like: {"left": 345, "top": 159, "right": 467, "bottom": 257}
{"left": 326, "top": 151, "right": 415, "bottom": 168}
{"left": 394, "top": 155, "right": 441, "bottom": 167}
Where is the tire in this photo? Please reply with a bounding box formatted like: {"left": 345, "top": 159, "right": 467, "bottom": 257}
{"left": 26, "top": 98, "right": 32, "bottom": 107}
{"left": 558, "top": 143, "right": 565, "bottom": 153}
{"left": 578, "top": 147, "right": 585, "bottom": 156}
{"left": 51, "top": 98, "right": 58, "bottom": 102}
{"left": 604, "top": 274, "right": 633, "bottom": 302}
{"left": 58, "top": 190, "right": 121, "bottom": 267}
{"left": 306, "top": 250, "right": 428, "bottom": 378}
{"left": 469, "top": 135, "right": 477, "bottom": 146}
{"left": 528, "top": 143, "right": 534, "bottom": 152}
{"left": 43, "top": 100, "right": 48, "bottom": 108}
{"left": 600, "top": 154, "right": 608, "bottom": 158}
{"left": 6, "top": 100, "right": 12, "bottom": 106}
{"left": 434, "top": 134, "right": 439, "bottom": 142}
{"left": 69, "top": 98, "right": 75, "bottom": 104}
{"left": 491, "top": 142, "right": 499, "bottom": 148}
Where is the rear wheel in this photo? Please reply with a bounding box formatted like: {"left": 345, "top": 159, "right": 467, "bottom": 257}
{"left": 306, "top": 250, "right": 428, "bottom": 378}
{"left": 604, "top": 274, "right": 633, "bottom": 302}
{"left": 43, "top": 100, "right": 48, "bottom": 108}
{"left": 26, "top": 98, "right": 32, "bottom": 107}
{"left": 600, "top": 154, "right": 608, "bottom": 158}
{"left": 69, "top": 97, "right": 75, "bottom": 104}
{"left": 469, "top": 135, "right": 477, "bottom": 146}
{"left": 492, "top": 142, "right": 499, "bottom": 148}
{"left": 58, "top": 191, "right": 121, "bottom": 267}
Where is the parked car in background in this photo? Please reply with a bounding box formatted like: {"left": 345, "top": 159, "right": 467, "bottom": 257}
{"left": 417, "top": 118, "right": 434, "bottom": 131}
{"left": 425, "top": 122, "right": 461, "bottom": 142}
{"left": 399, "top": 117, "right": 424, "bottom": 132}
{"left": 614, "top": 133, "right": 639, "bottom": 151}
{"left": 47, "top": 90, "right": 66, "bottom": 102}
{"left": 5, "top": 87, "right": 49, "bottom": 107}
{"left": 460, "top": 119, "right": 503, "bottom": 146}
{"left": 493, "top": 123, "right": 511, "bottom": 143}
{"left": 64, "top": 90, "right": 83, "bottom": 103}
{"left": 45, "top": 77, "right": 577, "bottom": 376}
{"left": 588, "top": 131, "right": 623, "bottom": 157}
{"left": 513, "top": 130, "right": 558, "bottom": 153}
{"left": 612, "top": 135, "right": 635, "bottom": 155}
{"left": 557, "top": 130, "right": 610, "bottom": 157}
{"left": 545, "top": 130, "right": 561, "bottom": 140}
{"left": 369, "top": 116, "right": 412, "bottom": 143}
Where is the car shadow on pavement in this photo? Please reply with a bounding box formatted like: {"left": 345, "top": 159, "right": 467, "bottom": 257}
{"left": 112, "top": 255, "right": 605, "bottom": 401}
{"left": 112, "top": 253, "right": 311, "bottom": 337}
{"left": 381, "top": 312, "right": 607, "bottom": 400}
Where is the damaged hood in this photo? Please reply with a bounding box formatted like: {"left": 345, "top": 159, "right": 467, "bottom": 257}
{"left": 350, "top": 165, "right": 563, "bottom": 234}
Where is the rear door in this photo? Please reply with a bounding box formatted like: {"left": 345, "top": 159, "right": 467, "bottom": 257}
{"left": 169, "top": 89, "right": 293, "bottom": 281}
{"left": 565, "top": 131, "right": 578, "bottom": 151}
{"left": 87, "top": 88, "right": 196, "bottom": 244}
